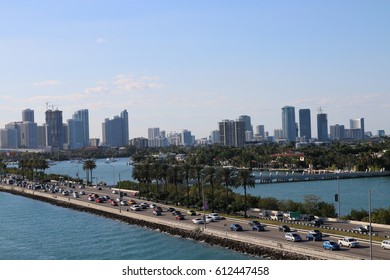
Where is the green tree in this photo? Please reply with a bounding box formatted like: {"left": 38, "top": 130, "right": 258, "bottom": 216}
{"left": 83, "top": 159, "right": 97, "bottom": 185}
{"left": 236, "top": 168, "right": 255, "bottom": 218}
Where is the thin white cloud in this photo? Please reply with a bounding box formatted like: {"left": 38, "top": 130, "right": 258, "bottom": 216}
{"left": 113, "top": 74, "right": 164, "bottom": 91}
{"left": 84, "top": 86, "right": 110, "bottom": 95}
{"left": 96, "top": 37, "right": 107, "bottom": 44}
{"left": 33, "top": 80, "right": 60, "bottom": 87}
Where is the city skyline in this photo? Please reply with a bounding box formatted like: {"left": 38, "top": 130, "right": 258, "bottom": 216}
{"left": 0, "top": 1, "right": 389, "bottom": 139}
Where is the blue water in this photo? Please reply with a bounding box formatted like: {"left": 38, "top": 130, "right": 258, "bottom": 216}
{"left": 0, "top": 192, "right": 258, "bottom": 260}
{"left": 45, "top": 157, "right": 390, "bottom": 216}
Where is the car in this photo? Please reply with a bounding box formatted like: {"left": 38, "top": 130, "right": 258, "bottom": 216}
{"left": 230, "top": 224, "right": 243, "bottom": 231}
{"left": 251, "top": 225, "right": 265, "bottom": 232}
{"left": 79, "top": 191, "right": 86, "bottom": 195}
{"left": 323, "top": 241, "right": 340, "bottom": 251}
{"left": 175, "top": 214, "right": 185, "bottom": 220}
{"left": 381, "top": 240, "right": 390, "bottom": 250}
{"left": 127, "top": 200, "right": 137, "bottom": 205}
{"left": 166, "top": 207, "right": 176, "bottom": 212}
{"left": 285, "top": 233, "right": 302, "bottom": 242}
{"left": 192, "top": 218, "right": 204, "bottom": 224}
{"left": 306, "top": 233, "right": 322, "bottom": 241}
{"left": 88, "top": 196, "right": 95, "bottom": 201}
{"left": 248, "top": 220, "right": 262, "bottom": 227}
{"left": 208, "top": 213, "right": 223, "bottom": 221}
{"left": 172, "top": 211, "right": 182, "bottom": 216}
{"left": 110, "top": 200, "right": 118, "bottom": 206}
{"left": 278, "top": 225, "right": 291, "bottom": 232}
{"left": 120, "top": 200, "right": 127, "bottom": 206}
{"left": 309, "top": 220, "right": 322, "bottom": 227}
{"left": 187, "top": 210, "right": 197, "bottom": 216}
{"left": 352, "top": 226, "right": 368, "bottom": 233}
{"left": 149, "top": 203, "right": 157, "bottom": 209}
{"left": 154, "top": 206, "right": 163, "bottom": 212}
{"left": 308, "top": 229, "right": 323, "bottom": 237}
{"left": 338, "top": 237, "right": 359, "bottom": 248}
{"left": 95, "top": 198, "right": 104, "bottom": 203}
{"left": 140, "top": 202, "right": 149, "bottom": 209}
{"left": 204, "top": 216, "right": 213, "bottom": 223}
{"left": 73, "top": 192, "right": 79, "bottom": 198}
{"left": 130, "top": 205, "right": 141, "bottom": 211}
{"left": 153, "top": 210, "right": 162, "bottom": 216}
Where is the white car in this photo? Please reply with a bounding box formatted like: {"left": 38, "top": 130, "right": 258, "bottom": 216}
{"left": 208, "top": 213, "right": 223, "bottom": 221}
{"left": 130, "top": 205, "right": 141, "bottom": 211}
{"left": 338, "top": 237, "right": 359, "bottom": 248}
{"left": 381, "top": 240, "right": 390, "bottom": 250}
{"left": 285, "top": 233, "right": 302, "bottom": 242}
{"left": 192, "top": 218, "right": 204, "bottom": 224}
{"left": 140, "top": 202, "right": 149, "bottom": 209}
{"left": 120, "top": 200, "right": 127, "bottom": 206}
{"left": 149, "top": 203, "right": 157, "bottom": 209}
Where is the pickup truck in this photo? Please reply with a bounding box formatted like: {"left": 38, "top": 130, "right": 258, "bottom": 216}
{"left": 338, "top": 237, "right": 359, "bottom": 248}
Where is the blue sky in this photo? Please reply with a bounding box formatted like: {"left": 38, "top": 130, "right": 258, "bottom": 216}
{"left": 1, "top": 0, "right": 389, "bottom": 139}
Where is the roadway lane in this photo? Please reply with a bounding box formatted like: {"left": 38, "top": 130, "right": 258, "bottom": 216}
{"left": 67, "top": 186, "right": 390, "bottom": 260}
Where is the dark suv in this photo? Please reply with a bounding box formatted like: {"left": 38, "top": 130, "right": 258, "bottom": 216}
{"left": 278, "top": 225, "right": 291, "bottom": 232}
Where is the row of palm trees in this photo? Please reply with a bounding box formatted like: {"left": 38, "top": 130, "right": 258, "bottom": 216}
{"left": 131, "top": 160, "right": 256, "bottom": 218}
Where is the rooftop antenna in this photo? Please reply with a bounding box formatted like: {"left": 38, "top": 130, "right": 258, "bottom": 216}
{"left": 317, "top": 107, "right": 325, "bottom": 114}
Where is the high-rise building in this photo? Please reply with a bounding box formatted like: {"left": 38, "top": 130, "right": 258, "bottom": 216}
{"left": 67, "top": 119, "right": 83, "bottom": 150}
{"left": 239, "top": 115, "right": 253, "bottom": 133}
{"left": 218, "top": 119, "right": 245, "bottom": 147}
{"left": 148, "top": 127, "right": 160, "bottom": 139}
{"left": 0, "top": 128, "right": 18, "bottom": 149}
{"left": 181, "top": 129, "right": 193, "bottom": 147}
{"left": 72, "top": 109, "right": 89, "bottom": 147}
{"left": 299, "top": 109, "right": 311, "bottom": 141}
{"left": 330, "top": 124, "right": 345, "bottom": 140}
{"left": 349, "top": 118, "right": 365, "bottom": 140}
{"left": 120, "top": 109, "right": 129, "bottom": 145}
{"left": 210, "top": 130, "right": 220, "bottom": 144}
{"left": 317, "top": 112, "right": 328, "bottom": 141}
{"left": 45, "top": 109, "right": 64, "bottom": 150}
{"left": 22, "top": 108, "right": 34, "bottom": 123}
{"left": 282, "top": 106, "right": 297, "bottom": 142}
{"left": 255, "top": 125, "right": 265, "bottom": 139}
{"left": 20, "top": 122, "right": 37, "bottom": 148}
{"left": 102, "top": 110, "right": 129, "bottom": 147}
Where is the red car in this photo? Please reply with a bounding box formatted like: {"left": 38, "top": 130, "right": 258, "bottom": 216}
{"left": 175, "top": 214, "right": 185, "bottom": 220}
{"left": 110, "top": 201, "right": 118, "bottom": 206}
{"left": 95, "top": 198, "right": 104, "bottom": 203}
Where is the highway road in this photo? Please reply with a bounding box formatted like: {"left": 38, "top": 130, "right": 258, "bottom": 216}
{"left": 65, "top": 185, "right": 390, "bottom": 260}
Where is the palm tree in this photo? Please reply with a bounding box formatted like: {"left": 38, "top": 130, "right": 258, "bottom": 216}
{"left": 192, "top": 164, "right": 204, "bottom": 200}
{"left": 236, "top": 168, "right": 255, "bottom": 218}
{"left": 83, "top": 159, "right": 97, "bottom": 185}
{"left": 168, "top": 165, "right": 181, "bottom": 205}
{"left": 218, "top": 167, "right": 236, "bottom": 209}
{"left": 203, "top": 166, "right": 216, "bottom": 213}
{"left": 182, "top": 163, "right": 192, "bottom": 206}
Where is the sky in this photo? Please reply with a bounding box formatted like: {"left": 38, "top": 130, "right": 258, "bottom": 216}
{"left": 0, "top": 0, "right": 389, "bottom": 139}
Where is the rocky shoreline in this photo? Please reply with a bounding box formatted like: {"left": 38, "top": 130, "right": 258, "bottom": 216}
{"left": 1, "top": 187, "right": 315, "bottom": 260}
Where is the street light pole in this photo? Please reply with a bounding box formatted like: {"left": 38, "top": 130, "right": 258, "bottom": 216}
{"left": 369, "top": 189, "right": 372, "bottom": 260}
{"left": 369, "top": 181, "right": 387, "bottom": 260}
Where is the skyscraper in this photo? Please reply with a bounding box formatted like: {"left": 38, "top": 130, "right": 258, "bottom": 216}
{"left": 238, "top": 115, "right": 253, "bottom": 133}
{"left": 22, "top": 108, "right": 34, "bottom": 123}
{"left": 299, "top": 109, "right": 311, "bottom": 141}
{"left": 45, "top": 109, "right": 64, "bottom": 150}
{"left": 102, "top": 110, "right": 129, "bottom": 147}
{"left": 218, "top": 119, "right": 245, "bottom": 147}
{"left": 317, "top": 112, "right": 328, "bottom": 141}
{"left": 350, "top": 118, "right": 365, "bottom": 140}
{"left": 72, "top": 109, "right": 90, "bottom": 147}
{"left": 120, "top": 109, "right": 129, "bottom": 145}
{"left": 330, "top": 124, "right": 345, "bottom": 140}
{"left": 282, "top": 106, "right": 297, "bottom": 142}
